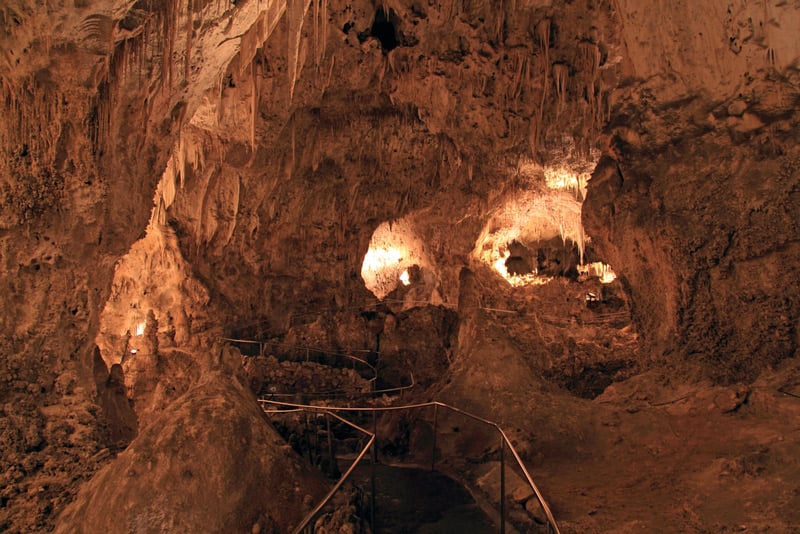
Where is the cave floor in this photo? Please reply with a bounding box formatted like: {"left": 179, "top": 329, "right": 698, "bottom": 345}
{"left": 533, "top": 363, "right": 800, "bottom": 533}
{"left": 257, "top": 269, "right": 800, "bottom": 533}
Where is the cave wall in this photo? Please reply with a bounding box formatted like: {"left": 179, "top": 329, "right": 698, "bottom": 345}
{"left": 1, "top": 1, "right": 623, "bottom": 525}
{"left": 0, "top": 1, "right": 298, "bottom": 529}
{"left": 584, "top": 0, "right": 800, "bottom": 380}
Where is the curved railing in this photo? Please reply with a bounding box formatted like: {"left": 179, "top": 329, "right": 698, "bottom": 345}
{"left": 224, "top": 332, "right": 560, "bottom": 532}
{"left": 260, "top": 398, "right": 561, "bottom": 534}
{"left": 579, "top": 309, "right": 630, "bottom": 325}
{"left": 262, "top": 407, "right": 375, "bottom": 534}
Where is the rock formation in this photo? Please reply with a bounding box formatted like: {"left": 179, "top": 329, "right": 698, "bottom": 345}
{"left": 1, "top": 0, "right": 798, "bottom": 532}
{"left": 56, "top": 371, "right": 326, "bottom": 533}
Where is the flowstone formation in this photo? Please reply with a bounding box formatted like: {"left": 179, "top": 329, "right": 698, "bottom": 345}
{"left": 0, "top": 0, "right": 798, "bottom": 532}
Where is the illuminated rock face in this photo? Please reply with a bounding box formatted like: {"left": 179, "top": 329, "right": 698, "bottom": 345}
{"left": 473, "top": 161, "right": 592, "bottom": 287}
{"left": 0, "top": 0, "right": 798, "bottom": 532}
{"left": 361, "top": 218, "right": 430, "bottom": 300}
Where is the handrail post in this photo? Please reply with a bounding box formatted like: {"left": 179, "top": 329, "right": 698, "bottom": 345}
{"left": 370, "top": 439, "right": 376, "bottom": 532}
{"left": 431, "top": 404, "right": 438, "bottom": 472}
{"left": 304, "top": 412, "right": 312, "bottom": 464}
{"left": 371, "top": 378, "right": 377, "bottom": 450}
{"left": 500, "top": 435, "right": 506, "bottom": 534}
{"left": 313, "top": 412, "right": 320, "bottom": 465}
{"left": 265, "top": 398, "right": 560, "bottom": 534}
{"left": 371, "top": 375, "right": 377, "bottom": 532}
{"left": 326, "top": 412, "right": 333, "bottom": 471}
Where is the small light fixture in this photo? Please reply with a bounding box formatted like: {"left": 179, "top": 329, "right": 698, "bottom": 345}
{"left": 399, "top": 269, "right": 411, "bottom": 286}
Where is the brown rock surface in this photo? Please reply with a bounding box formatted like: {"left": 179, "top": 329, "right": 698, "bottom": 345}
{"left": 1, "top": 0, "right": 799, "bottom": 532}
{"left": 55, "top": 371, "right": 326, "bottom": 534}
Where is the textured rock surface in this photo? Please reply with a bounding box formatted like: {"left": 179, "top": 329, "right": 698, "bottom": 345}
{"left": 0, "top": 0, "right": 799, "bottom": 532}
{"left": 55, "top": 371, "right": 326, "bottom": 533}
{"left": 583, "top": 1, "right": 800, "bottom": 380}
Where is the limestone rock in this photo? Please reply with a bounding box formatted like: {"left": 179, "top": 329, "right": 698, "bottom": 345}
{"left": 55, "top": 374, "right": 326, "bottom": 533}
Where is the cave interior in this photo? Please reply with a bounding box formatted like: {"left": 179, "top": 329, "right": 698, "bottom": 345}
{"left": 1, "top": 0, "right": 800, "bottom": 532}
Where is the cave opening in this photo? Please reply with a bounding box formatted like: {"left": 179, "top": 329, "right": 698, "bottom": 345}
{"left": 371, "top": 8, "right": 399, "bottom": 51}
{"left": 360, "top": 217, "right": 437, "bottom": 302}
{"left": 472, "top": 155, "right": 624, "bottom": 291}
{"left": 504, "top": 256, "right": 532, "bottom": 275}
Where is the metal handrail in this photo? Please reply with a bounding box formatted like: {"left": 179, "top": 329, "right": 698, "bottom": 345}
{"left": 281, "top": 409, "right": 375, "bottom": 534}
{"left": 260, "top": 398, "right": 561, "bottom": 534}
{"left": 580, "top": 311, "right": 630, "bottom": 325}
{"left": 224, "top": 298, "right": 540, "bottom": 338}
{"left": 225, "top": 300, "right": 459, "bottom": 333}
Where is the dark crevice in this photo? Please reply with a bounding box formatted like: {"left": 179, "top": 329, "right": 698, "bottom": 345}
{"left": 371, "top": 9, "right": 399, "bottom": 52}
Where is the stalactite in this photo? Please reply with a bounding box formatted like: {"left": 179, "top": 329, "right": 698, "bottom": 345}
{"left": 121, "top": 39, "right": 129, "bottom": 82}
{"left": 763, "top": 0, "right": 774, "bottom": 69}
{"left": 494, "top": 0, "right": 505, "bottom": 44}
{"left": 577, "top": 40, "right": 601, "bottom": 119}
{"left": 507, "top": 51, "right": 527, "bottom": 106}
{"left": 532, "top": 18, "right": 550, "bottom": 154}
{"left": 0, "top": 75, "right": 66, "bottom": 173}
{"left": 286, "top": 0, "right": 310, "bottom": 102}
{"left": 98, "top": 82, "right": 110, "bottom": 155}
{"left": 289, "top": 119, "right": 296, "bottom": 178}
{"left": 216, "top": 70, "right": 226, "bottom": 122}
{"left": 240, "top": 0, "right": 288, "bottom": 75}
{"left": 184, "top": 0, "right": 194, "bottom": 84}
{"left": 313, "top": 0, "right": 319, "bottom": 68}
{"left": 250, "top": 59, "right": 257, "bottom": 151}
{"left": 308, "top": 0, "right": 328, "bottom": 73}
{"left": 161, "top": 0, "right": 178, "bottom": 92}
{"left": 336, "top": 208, "right": 346, "bottom": 248}
{"left": 553, "top": 62, "right": 569, "bottom": 116}
{"left": 321, "top": 0, "right": 327, "bottom": 67}
{"left": 220, "top": 175, "right": 240, "bottom": 247}
{"left": 162, "top": 158, "right": 177, "bottom": 208}
{"left": 177, "top": 136, "right": 186, "bottom": 190}
{"left": 138, "top": 18, "right": 148, "bottom": 88}
{"left": 318, "top": 54, "right": 335, "bottom": 97}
